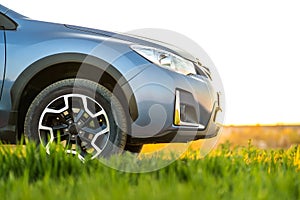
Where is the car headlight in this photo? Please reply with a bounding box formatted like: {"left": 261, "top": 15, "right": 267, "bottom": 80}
{"left": 131, "top": 45, "right": 196, "bottom": 75}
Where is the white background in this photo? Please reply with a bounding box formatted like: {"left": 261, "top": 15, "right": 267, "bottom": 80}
{"left": 2, "top": 0, "right": 300, "bottom": 125}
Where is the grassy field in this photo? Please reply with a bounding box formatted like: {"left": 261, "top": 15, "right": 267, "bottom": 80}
{"left": 0, "top": 141, "right": 299, "bottom": 200}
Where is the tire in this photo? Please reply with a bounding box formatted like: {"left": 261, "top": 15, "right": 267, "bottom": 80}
{"left": 24, "top": 78, "right": 127, "bottom": 159}
{"left": 124, "top": 144, "right": 143, "bottom": 154}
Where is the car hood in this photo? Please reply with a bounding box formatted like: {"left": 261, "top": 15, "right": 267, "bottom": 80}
{"left": 65, "top": 25, "right": 197, "bottom": 62}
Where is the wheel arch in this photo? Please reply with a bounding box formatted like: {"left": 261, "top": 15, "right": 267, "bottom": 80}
{"left": 10, "top": 53, "right": 138, "bottom": 139}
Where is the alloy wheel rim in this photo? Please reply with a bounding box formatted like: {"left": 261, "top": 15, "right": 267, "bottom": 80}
{"left": 38, "top": 93, "right": 110, "bottom": 159}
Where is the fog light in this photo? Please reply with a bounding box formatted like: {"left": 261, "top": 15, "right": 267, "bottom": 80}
{"left": 174, "top": 90, "right": 205, "bottom": 129}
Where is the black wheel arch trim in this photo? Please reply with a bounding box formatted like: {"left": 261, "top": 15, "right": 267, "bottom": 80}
{"left": 10, "top": 53, "right": 138, "bottom": 135}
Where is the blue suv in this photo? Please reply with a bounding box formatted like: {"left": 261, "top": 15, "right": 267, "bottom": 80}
{"left": 0, "top": 5, "right": 223, "bottom": 158}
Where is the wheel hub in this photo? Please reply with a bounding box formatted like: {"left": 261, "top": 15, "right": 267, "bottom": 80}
{"left": 68, "top": 123, "right": 79, "bottom": 135}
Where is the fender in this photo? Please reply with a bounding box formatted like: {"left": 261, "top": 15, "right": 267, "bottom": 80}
{"left": 10, "top": 53, "right": 138, "bottom": 133}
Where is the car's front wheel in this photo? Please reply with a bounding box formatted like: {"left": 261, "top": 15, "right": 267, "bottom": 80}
{"left": 24, "top": 79, "right": 127, "bottom": 159}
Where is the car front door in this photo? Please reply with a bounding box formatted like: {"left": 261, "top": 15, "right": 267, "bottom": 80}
{"left": 0, "top": 29, "right": 4, "bottom": 99}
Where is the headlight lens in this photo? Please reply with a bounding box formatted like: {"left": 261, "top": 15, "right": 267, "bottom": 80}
{"left": 131, "top": 45, "right": 196, "bottom": 75}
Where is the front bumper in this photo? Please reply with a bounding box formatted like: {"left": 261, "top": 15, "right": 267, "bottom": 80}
{"left": 129, "top": 101, "right": 222, "bottom": 144}
{"left": 122, "top": 63, "right": 223, "bottom": 144}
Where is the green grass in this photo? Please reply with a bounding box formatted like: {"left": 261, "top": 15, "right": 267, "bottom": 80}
{"left": 0, "top": 142, "right": 299, "bottom": 200}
